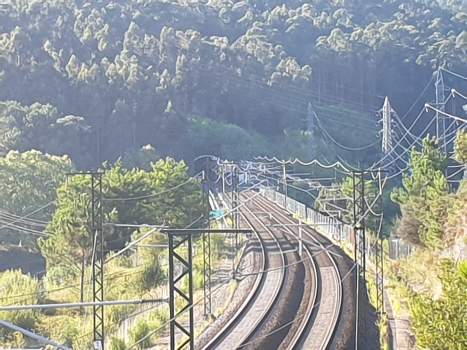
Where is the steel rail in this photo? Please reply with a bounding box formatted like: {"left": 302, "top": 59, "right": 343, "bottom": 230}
{"left": 198, "top": 194, "right": 267, "bottom": 350}
{"left": 219, "top": 191, "right": 317, "bottom": 350}
{"left": 234, "top": 194, "right": 291, "bottom": 348}
{"left": 255, "top": 194, "right": 343, "bottom": 350}
{"left": 200, "top": 193, "right": 287, "bottom": 350}
{"left": 244, "top": 191, "right": 318, "bottom": 350}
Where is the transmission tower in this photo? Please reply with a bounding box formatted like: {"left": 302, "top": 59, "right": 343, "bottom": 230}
{"left": 307, "top": 102, "right": 317, "bottom": 159}
{"left": 381, "top": 97, "right": 395, "bottom": 173}
{"left": 435, "top": 67, "right": 446, "bottom": 151}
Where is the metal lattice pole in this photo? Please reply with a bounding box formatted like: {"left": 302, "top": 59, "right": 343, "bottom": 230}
{"left": 233, "top": 166, "right": 239, "bottom": 261}
{"left": 202, "top": 175, "right": 212, "bottom": 318}
{"left": 353, "top": 171, "right": 367, "bottom": 350}
{"left": 168, "top": 232, "right": 194, "bottom": 350}
{"left": 67, "top": 172, "right": 104, "bottom": 349}
{"left": 375, "top": 171, "right": 385, "bottom": 319}
{"left": 375, "top": 237, "right": 384, "bottom": 317}
{"left": 91, "top": 173, "right": 104, "bottom": 349}
{"left": 166, "top": 229, "right": 251, "bottom": 350}
{"left": 202, "top": 229, "right": 212, "bottom": 317}
{"left": 282, "top": 163, "right": 287, "bottom": 208}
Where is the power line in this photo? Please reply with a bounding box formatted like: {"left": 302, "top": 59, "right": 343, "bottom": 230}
{"left": 255, "top": 156, "right": 352, "bottom": 174}
{"left": 375, "top": 87, "right": 456, "bottom": 169}
{"left": 452, "top": 89, "right": 467, "bottom": 101}
{"left": 0, "top": 260, "right": 164, "bottom": 306}
{"left": 124, "top": 271, "right": 234, "bottom": 350}
{"left": 190, "top": 61, "right": 379, "bottom": 113}
{"left": 0, "top": 210, "right": 48, "bottom": 226}
{"left": 0, "top": 319, "right": 71, "bottom": 350}
{"left": 235, "top": 262, "right": 357, "bottom": 349}
{"left": 447, "top": 166, "right": 465, "bottom": 180}
{"left": 370, "top": 108, "right": 437, "bottom": 170}
{"left": 102, "top": 176, "right": 200, "bottom": 201}
{"left": 315, "top": 113, "right": 381, "bottom": 151}
{"left": 0, "top": 219, "right": 48, "bottom": 236}
{"left": 425, "top": 104, "right": 467, "bottom": 123}
{"left": 0, "top": 201, "right": 55, "bottom": 231}
{"left": 176, "top": 30, "right": 381, "bottom": 105}
{"left": 399, "top": 74, "right": 436, "bottom": 120}
{"left": 0, "top": 299, "right": 166, "bottom": 311}
{"left": 440, "top": 67, "right": 467, "bottom": 82}
{"left": 1, "top": 212, "right": 211, "bottom": 305}
{"left": 191, "top": 70, "right": 377, "bottom": 137}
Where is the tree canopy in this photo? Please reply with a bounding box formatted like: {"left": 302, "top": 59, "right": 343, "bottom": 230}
{"left": 0, "top": 0, "right": 465, "bottom": 167}
{"left": 39, "top": 157, "right": 203, "bottom": 268}
{"left": 391, "top": 136, "right": 448, "bottom": 249}
{"left": 0, "top": 150, "right": 74, "bottom": 246}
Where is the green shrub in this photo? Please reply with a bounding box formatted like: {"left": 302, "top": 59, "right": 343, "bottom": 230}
{"left": 193, "top": 271, "right": 204, "bottom": 289}
{"left": 411, "top": 259, "right": 467, "bottom": 349}
{"left": 109, "top": 337, "right": 126, "bottom": 350}
{"left": 128, "top": 319, "right": 151, "bottom": 350}
{"left": 0, "top": 270, "right": 42, "bottom": 336}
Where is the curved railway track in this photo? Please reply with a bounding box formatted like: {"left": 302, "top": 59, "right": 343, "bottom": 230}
{"left": 200, "top": 190, "right": 345, "bottom": 349}
{"left": 253, "top": 193, "right": 343, "bottom": 349}
{"left": 201, "top": 193, "right": 289, "bottom": 349}
{"left": 234, "top": 193, "right": 316, "bottom": 350}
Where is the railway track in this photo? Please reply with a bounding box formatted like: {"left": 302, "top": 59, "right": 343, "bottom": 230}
{"left": 253, "top": 193, "right": 343, "bottom": 349}
{"left": 200, "top": 192, "right": 289, "bottom": 349}
{"left": 200, "top": 190, "right": 346, "bottom": 349}
{"left": 234, "top": 193, "right": 316, "bottom": 350}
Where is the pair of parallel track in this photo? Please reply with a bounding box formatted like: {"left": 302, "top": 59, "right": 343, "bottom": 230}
{"left": 200, "top": 192, "right": 343, "bottom": 350}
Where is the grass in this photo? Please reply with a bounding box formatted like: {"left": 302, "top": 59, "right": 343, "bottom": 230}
{"left": 377, "top": 314, "right": 390, "bottom": 350}
{"left": 388, "top": 249, "right": 441, "bottom": 295}
{"left": 381, "top": 247, "right": 446, "bottom": 350}
{"left": 365, "top": 266, "right": 390, "bottom": 350}
{"left": 0, "top": 220, "right": 234, "bottom": 349}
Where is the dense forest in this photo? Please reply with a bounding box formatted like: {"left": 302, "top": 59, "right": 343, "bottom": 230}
{"left": 0, "top": 0, "right": 466, "bottom": 168}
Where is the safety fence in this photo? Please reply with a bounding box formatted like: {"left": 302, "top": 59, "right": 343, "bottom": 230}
{"left": 264, "top": 188, "right": 353, "bottom": 243}
{"left": 262, "top": 188, "right": 413, "bottom": 260}
{"left": 389, "top": 237, "right": 414, "bottom": 260}
{"left": 116, "top": 296, "right": 167, "bottom": 342}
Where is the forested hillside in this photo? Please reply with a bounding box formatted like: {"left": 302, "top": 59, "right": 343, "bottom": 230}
{"left": 0, "top": 0, "right": 466, "bottom": 167}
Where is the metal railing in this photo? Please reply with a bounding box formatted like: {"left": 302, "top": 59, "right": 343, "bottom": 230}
{"left": 388, "top": 238, "right": 414, "bottom": 260}
{"left": 262, "top": 188, "right": 413, "bottom": 259}
{"left": 262, "top": 188, "right": 353, "bottom": 244}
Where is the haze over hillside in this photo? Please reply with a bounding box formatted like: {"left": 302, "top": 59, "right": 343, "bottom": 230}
{"left": 0, "top": 0, "right": 465, "bottom": 167}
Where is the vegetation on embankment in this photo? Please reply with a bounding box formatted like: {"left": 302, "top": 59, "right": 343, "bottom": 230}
{"left": 384, "top": 133, "right": 467, "bottom": 349}
{"left": 0, "top": 150, "right": 232, "bottom": 349}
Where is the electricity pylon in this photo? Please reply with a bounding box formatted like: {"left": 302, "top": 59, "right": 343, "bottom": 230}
{"left": 381, "top": 97, "right": 395, "bottom": 173}
{"left": 435, "top": 67, "right": 446, "bottom": 151}
{"left": 307, "top": 102, "right": 317, "bottom": 160}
